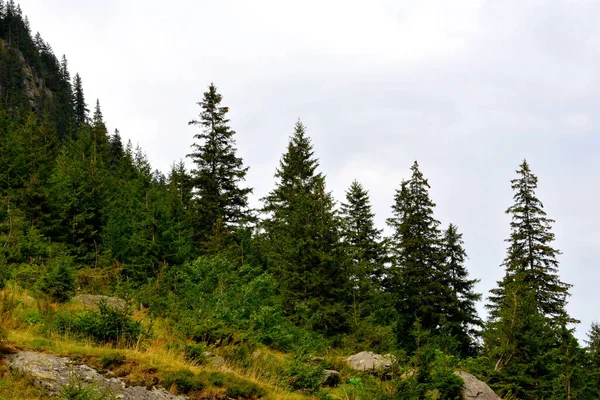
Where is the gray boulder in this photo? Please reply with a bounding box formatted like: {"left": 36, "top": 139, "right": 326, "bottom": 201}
{"left": 455, "top": 371, "right": 502, "bottom": 400}
{"left": 346, "top": 351, "right": 395, "bottom": 371}
{"left": 5, "top": 351, "right": 185, "bottom": 399}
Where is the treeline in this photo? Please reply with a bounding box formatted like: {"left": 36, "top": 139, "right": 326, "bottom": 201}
{"left": 0, "top": 1, "right": 599, "bottom": 398}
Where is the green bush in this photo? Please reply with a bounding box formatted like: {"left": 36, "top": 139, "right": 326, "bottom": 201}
{"left": 206, "top": 371, "right": 266, "bottom": 399}
{"left": 162, "top": 369, "right": 266, "bottom": 398}
{"left": 431, "top": 370, "right": 463, "bottom": 400}
{"left": 52, "top": 301, "right": 146, "bottom": 346}
{"left": 184, "top": 342, "right": 207, "bottom": 364}
{"left": 38, "top": 256, "right": 75, "bottom": 303}
{"left": 13, "top": 263, "right": 42, "bottom": 289}
{"left": 288, "top": 360, "right": 324, "bottom": 391}
{"left": 60, "top": 374, "right": 117, "bottom": 400}
{"left": 162, "top": 369, "right": 205, "bottom": 394}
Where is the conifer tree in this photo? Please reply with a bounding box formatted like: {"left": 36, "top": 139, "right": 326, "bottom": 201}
{"left": 73, "top": 73, "right": 88, "bottom": 126}
{"left": 340, "top": 180, "right": 385, "bottom": 322}
{"left": 487, "top": 161, "right": 573, "bottom": 321}
{"left": 55, "top": 55, "right": 75, "bottom": 140}
{"left": 91, "top": 99, "right": 108, "bottom": 154}
{"left": 440, "top": 224, "right": 482, "bottom": 356}
{"left": 587, "top": 323, "right": 600, "bottom": 370}
{"left": 187, "top": 83, "right": 252, "bottom": 246}
{"left": 107, "top": 129, "right": 124, "bottom": 165}
{"left": 261, "top": 121, "right": 346, "bottom": 334}
{"left": 484, "top": 160, "right": 576, "bottom": 398}
{"left": 163, "top": 161, "right": 194, "bottom": 265}
{"left": 48, "top": 128, "right": 106, "bottom": 264}
{"left": 585, "top": 323, "right": 600, "bottom": 397}
{"left": 60, "top": 55, "right": 70, "bottom": 82}
{"left": 386, "top": 161, "right": 450, "bottom": 350}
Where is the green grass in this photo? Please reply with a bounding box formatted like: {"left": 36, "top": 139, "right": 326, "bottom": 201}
{"left": 0, "top": 285, "right": 316, "bottom": 400}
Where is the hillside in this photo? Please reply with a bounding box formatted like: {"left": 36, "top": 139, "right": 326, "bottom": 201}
{"left": 0, "top": 1, "right": 597, "bottom": 399}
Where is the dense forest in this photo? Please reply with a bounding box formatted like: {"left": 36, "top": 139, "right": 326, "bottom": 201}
{"left": 0, "top": 1, "right": 598, "bottom": 399}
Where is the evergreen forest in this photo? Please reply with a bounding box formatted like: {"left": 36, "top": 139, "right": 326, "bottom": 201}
{"left": 0, "top": 2, "right": 597, "bottom": 399}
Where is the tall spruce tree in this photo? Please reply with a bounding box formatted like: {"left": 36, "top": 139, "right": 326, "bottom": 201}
{"left": 187, "top": 83, "right": 252, "bottom": 247}
{"left": 440, "top": 224, "right": 482, "bottom": 356}
{"left": 340, "top": 180, "right": 386, "bottom": 324}
{"left": 487, "top": 160, "right": 572, "bottom": 322}
{"left": 55, "top": 55, "right": 75, "bottom": 140}
{"left": 484, "top": 160, "right": 576, "bottom": 399}
{"left": 585, "top": 323, "right": 600, "bottom": 396}
{"left": 386, "top": 161, "right": 449, "bottom": 350}
{"left": 73, "top": 73, "right": 88, "bottom": 127}
{"left": 261, "top": 121, "right": 346, "bottom": 334}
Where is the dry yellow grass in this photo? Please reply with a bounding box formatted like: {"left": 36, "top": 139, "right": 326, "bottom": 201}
{"left": 0, "top": 285, "right": 315, "bottom": 400}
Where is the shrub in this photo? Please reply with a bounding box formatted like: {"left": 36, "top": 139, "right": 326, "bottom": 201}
{"left": 287, "top": 360, "right": 324, "bottom": 391}
{"left": 13, "top": 263, "right": 42, "bottom": 289}
{"left": 52, "top": 301, "right": 147, "bottom": 346}
{"left": 162, "top": 369, "right": 205, "bottom": 394}
{"left": 60, "top": 373, "right": 117, "bottom": 400}
{"left": 206, "top": 371, "right": 266, "bottom": 399}
{"left": 431, "top": 370, "right": 463, "bottom": 400}
{"left": 162, "top": 369, "right": 266, "bottom": 399}
{"left": 38, "top": 256, "right": 75, "bottom": 303}
{"left": 184, "top": 342, "right": 207, "bottom": 364}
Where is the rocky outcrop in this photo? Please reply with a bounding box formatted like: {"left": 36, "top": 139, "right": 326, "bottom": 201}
{"left": 346, "top": 351, "right": 395, "bottom": 371}
{"left": 73, "top": 294, "right": 127, "bottom": 310}
{"left": 455, "top": 371, "right": 501, "bottom": 400}
{"left": 5, "top": 351, "right": 185, "bottom": 399}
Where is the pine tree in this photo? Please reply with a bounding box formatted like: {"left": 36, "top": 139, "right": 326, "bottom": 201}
{"left": 261, "top": 121, "right": 346, "bottom": 334}
{"left": 339, "top": 180, "right": 386, "bottom": 324}
{"left": 585, "top": 323, "right": 600, "bottom": 397}
{"left": 487, "top": 161, "right": 572, "bottom": 322}
{"left": 60, "top": 55, "right": 70, "bottom": 82}
{"left": 484, "top": 160, "right": 576, "bottom": 398}
{"left": 163, "top": 161, "right": 194, "bottom": 265}
{"left": 386, "top": 161, "right": 450, "bottom": 350}
{"left": 73, "top": 73, "right": 88, "bottom": 126}
{"left": 48, "top": 128, "right": 106, "bottom": 264}
{"left": 439, "top": 224, "right": 482, "bottom": 356}
{"left": 55, "top": 55, "right": 75, "bottom": 140}
{"left": 91, "top": 99, "right": 108, "bottom": 155}
{"left": 187, "top": 83, "right": 252, "bottom": 246}
{"left": 92, "top": 99, "right": 103, "bottom": 127}
{"left": 107, "top": 129, "right": 124, "bottom": 166}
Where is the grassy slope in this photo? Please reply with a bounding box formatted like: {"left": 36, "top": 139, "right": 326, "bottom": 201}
{"left": 0, "top": 285, "right": 316, "bottom": 400}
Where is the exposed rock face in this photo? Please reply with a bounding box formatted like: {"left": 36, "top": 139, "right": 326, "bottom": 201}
{"left": 73, "top": 294, "right": 127, "bottom": 311}
{"left": 455, "top": 371, "right": 502, "bottom": 400}
{"left": 5, "top": 351, "right": 185, "bottom": 399}
{"left": 346, "top": 351, "right": 395, "bottom": 371}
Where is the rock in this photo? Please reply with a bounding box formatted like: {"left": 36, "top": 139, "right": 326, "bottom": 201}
{"left": 5, "top": 351, "right": 186, "bottom": 399}
{"left": 346, "top": 351, "right": 395, "bottom": 371}
{"left": 203, "top": 351, "right": 225, "bottom": 367}
{"left": 73, "top": 294, "right": 127, "bottom": 311}
{"left": 321, "top": 369, "right": 340, "bottom": 387}
{"left": 454, "top": 371, "right": 501, "bottom": 400}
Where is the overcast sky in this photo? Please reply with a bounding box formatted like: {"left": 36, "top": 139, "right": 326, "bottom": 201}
{"left": 20, "top": 0, "right": 600, "bottom": 340}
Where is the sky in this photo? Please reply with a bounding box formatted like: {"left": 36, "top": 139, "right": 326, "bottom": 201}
{"left": 19, "top": 0, "right": 600, "bottom": 340}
